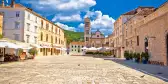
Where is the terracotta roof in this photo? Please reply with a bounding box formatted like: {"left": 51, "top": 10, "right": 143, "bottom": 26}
{"left": 123, "top": 6, "right": 155, "bottom": 15}
{"left": 70, "top": 42, "right": 85, "bottom": 45}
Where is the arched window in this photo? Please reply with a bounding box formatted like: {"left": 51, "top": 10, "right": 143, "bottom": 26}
{"left": 41, "top": 32, "right": 43, "bottom": 41}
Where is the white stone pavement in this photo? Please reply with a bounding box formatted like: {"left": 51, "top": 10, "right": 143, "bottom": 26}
{"left": 104, "top": 58, "right": 168, "bottom": 82}
{"left": 0, "top": 55, "right": 167, "bottom": 84}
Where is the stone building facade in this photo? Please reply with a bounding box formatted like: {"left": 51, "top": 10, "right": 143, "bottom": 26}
{"left": 124, "top": 7, "right": 155, "bottom": 52}
{"left": 113, "top": 13, "right": 135, "bottom": 58}
{"left": 84, "top": 17, "right": 91, "bottom": 48}
{"left": 124, "top": 2, "right": 168, "bottom": 65}
{"left": 90, "top": 29, "right": 105, "bottom": 48}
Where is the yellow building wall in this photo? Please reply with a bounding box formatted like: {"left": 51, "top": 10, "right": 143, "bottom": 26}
{"left": 38, "top": 19, "right": 66, "bottom": 56}
{"left": 0, "top": 14, "right": 3, "bottom": 35}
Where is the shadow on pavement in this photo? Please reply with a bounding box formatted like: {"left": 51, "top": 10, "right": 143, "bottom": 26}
{"left": 103, "top": 58, "right": 168, "bottom": 82}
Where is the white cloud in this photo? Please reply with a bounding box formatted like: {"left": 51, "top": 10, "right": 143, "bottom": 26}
{"left": 56, "top": 0, "right": 96, "bottom": 11}
{"left": 79, "top": 10, "right": 115, "bottom": 35}
{"left": 21, "top": 0, "right": 96, "bottom": 22}
{"left": 52, "top": 14, "right": 82, "bottom": 22}
{"left": 56, "top": 22, "right": 76, "bottom": 31}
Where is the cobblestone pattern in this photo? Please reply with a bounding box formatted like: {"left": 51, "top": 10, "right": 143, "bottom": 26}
{"left": 0, "top": 56, "right": 167, "bottom": 84}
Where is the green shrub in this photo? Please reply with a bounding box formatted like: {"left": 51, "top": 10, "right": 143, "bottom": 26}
{"left": 124, "top": 51, "right": 130, "bottom": 60}
{"left": 29, "top": 48, "right": 38, "bottom": 55}
{"left": 141, "top": 52, "right": 149, "bottom": 60}
{"left": 86, "top": 52, "right": 94, "bottom": 54}
{"left": 129, "top": 51, "right": 133, "bottom": 60}
{"left": 18, "top": 49, "right": 23, "bottom": 56}
{"left": 132, "top": 52, "right": 136, "bottom": 59}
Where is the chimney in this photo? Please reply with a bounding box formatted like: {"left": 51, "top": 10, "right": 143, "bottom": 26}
{"left": 1, "top": 0, "right": 5, "bottom": 7}
{"left": 11, "top": 0, "right": 15, "bottom": 8}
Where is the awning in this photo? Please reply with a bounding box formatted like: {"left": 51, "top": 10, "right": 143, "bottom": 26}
{"left": 0, "top": 41, "right": 22, "bottom": 49}
{"left": 30, "top": 44, "right": 43, "bottom": 48}
{"left": 88, "top": 47, "right": 98, "bottom": 51}
{"left": 42, "top": 46, "right": 52, "bottom": 48}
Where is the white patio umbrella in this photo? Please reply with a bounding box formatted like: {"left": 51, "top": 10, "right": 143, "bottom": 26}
{"left": 99, "top": 47, "right": 106, "bottom": 51}
{"left": 97, "top": 47, "right": 102, "bottom": 50}
{"left": 88, "top": 47, "right": 98, "bottom": 51}
{"left": 22, "top": 47, "right": 32, "bottom": 50}
{"left": 30, "top": 44, "right": 43, "bottom": 48}
{"left": 105, "top": 47, "right": 110, "bottom": 50}
{"left": 0, "top": 43, "right": 6, "bottom": 48}
{"left": 56, "top": 48, "right": 61, "bottom": 50}
{"left": 81, "top": 46, "right": 88, "bottom": 50}
{"left": 0, "top": 41, "right": 22, "bottom": 49}
{"left": 61, "top": 48, "right": 67, "bottom": 51}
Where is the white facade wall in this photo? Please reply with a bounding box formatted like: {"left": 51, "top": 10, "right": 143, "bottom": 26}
{"left": 24, "top": 10, "right": 41, "bottom": 44}
{"left": 0, "top": 8, "right": 41, "bottom": 44}
{"left": 0, "top": 8, "right": 25, "bottom": 41}
{"left": 70, "top": 44, "right": 84, "bottom": 53}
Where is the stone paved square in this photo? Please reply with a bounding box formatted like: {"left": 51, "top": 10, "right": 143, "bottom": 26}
{"left": 0, "top": 56, "right": 167, "bottom": 84}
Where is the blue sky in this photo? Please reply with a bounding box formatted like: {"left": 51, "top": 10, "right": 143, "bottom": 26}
{"left": 5, "top": 0, "right": 167, "bottom": 35}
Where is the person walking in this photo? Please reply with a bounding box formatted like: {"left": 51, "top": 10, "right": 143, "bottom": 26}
{"left": 66, "top": 48, "right": 70, "bottom": 55}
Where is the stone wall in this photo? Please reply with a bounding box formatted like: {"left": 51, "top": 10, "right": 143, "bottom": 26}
{"left": 132, "top": 2, "right": 168, "bottom": 65}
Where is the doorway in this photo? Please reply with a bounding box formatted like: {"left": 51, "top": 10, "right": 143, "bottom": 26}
{"left": 166, "top": 34, "right": 168, "bottom": 65}
{"left": 144, "top": 37, "right": 148, "bottom": 52}
{"left": 43, "top": 48, "right": 45, "bottom": 56}
{"left": 51, "top": 48, "right": 53, "bottom": 55}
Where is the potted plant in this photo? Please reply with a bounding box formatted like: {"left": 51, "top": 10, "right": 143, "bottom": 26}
{"left": 141, "top": 52, "right": 149, "bottom": 64}
{"left": 18, "top": 49, "right": 23, "bottom": 60}
{"left": 132, "top": 52, "right": 137, "bottom": 62}
{"left": 135, "top": 53, "right": 140, "bottom": 63}
{"left": 28, "top": 48, "right": 38, "bottom": 59}
{"left": 124, "top": 51, "right": 130, "bottom": 60}
{"left": 129, "top": 51, "right": 133, "bottom": 60}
